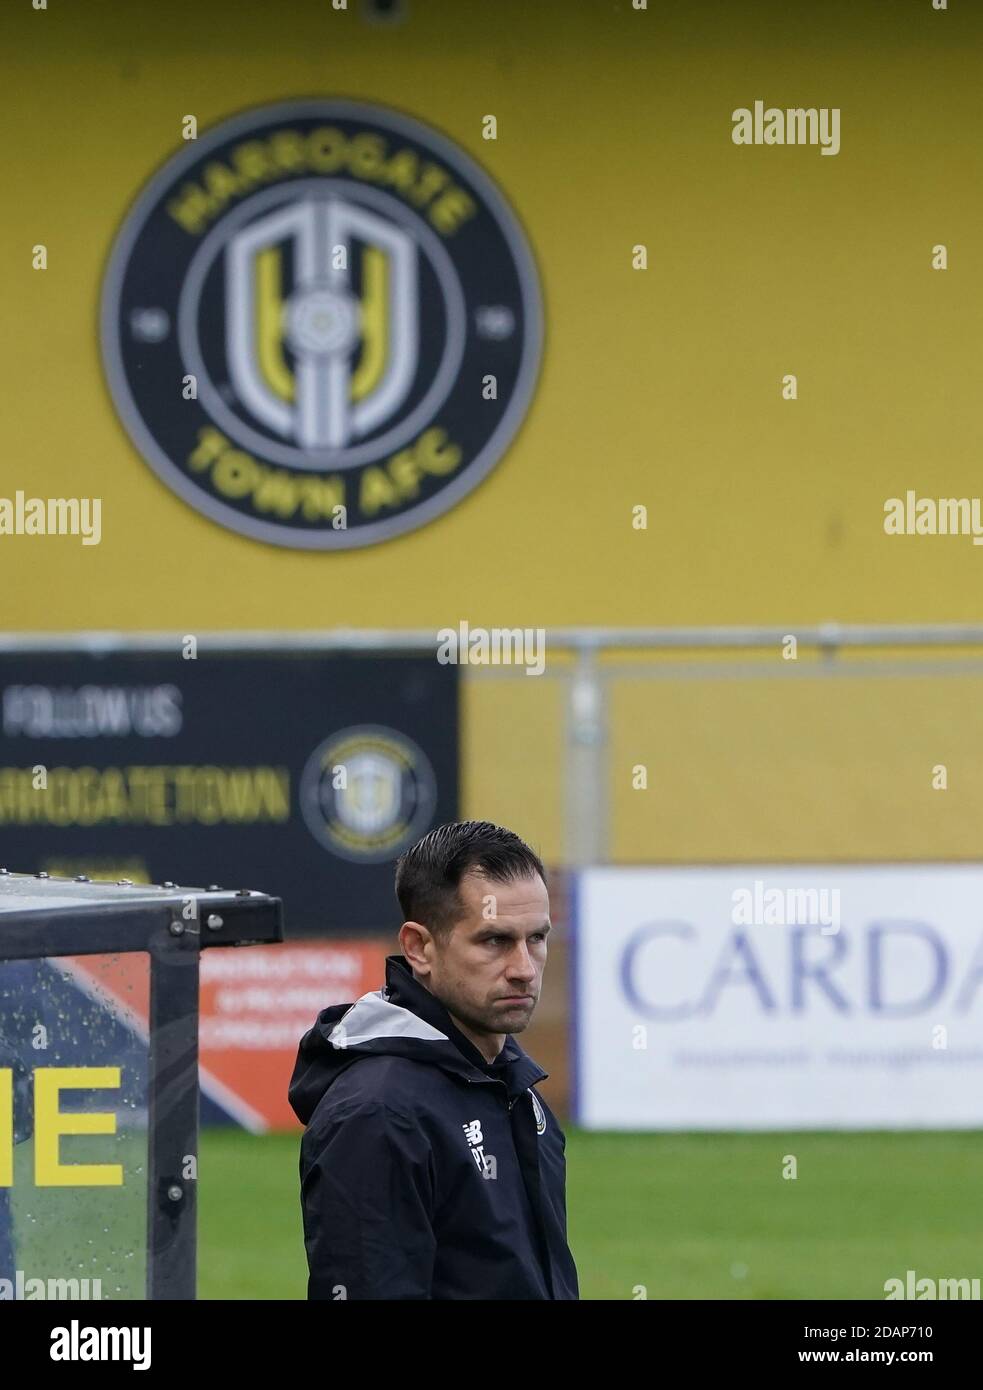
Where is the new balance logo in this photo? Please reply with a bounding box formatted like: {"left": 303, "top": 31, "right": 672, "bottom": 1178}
{"left": 462, "top": 1118, "right": 496, "bottom": 1179}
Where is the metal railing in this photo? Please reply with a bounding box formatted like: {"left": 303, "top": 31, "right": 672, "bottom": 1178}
{"left": 4, "top": 624, "right": 983, "bottom": 865}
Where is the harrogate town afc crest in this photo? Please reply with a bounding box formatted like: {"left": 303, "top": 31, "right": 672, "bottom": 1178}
{"left": 299, "top": 724, "right": 437, "bottom": 861}
{"left": 101, "top": 99, "right": 542, "bottom": 549}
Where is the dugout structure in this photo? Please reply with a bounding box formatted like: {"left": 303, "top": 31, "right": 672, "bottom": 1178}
{"left": 0, "top": 870, "right": 282, "bottom": 1300}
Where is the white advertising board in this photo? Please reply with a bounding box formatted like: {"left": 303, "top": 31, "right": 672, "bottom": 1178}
{"left": 574, "top": 865, "right": 983, "bottom": 1129}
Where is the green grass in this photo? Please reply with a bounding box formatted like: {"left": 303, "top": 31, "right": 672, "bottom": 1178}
{"left": 198, "top": 1130, "right": 308, "bottom": 1300}
{"left": 195, "top": 1127, "right": 983, "bottom": 1300}
{"left": 563, "top": 1131, "right": 983, "bottom": 1299}
{"left": 11, "top": 1128, "right": 982, "bottom": 1298}
{"left": 11, "top": 1129, "right": 147, "bottom": 1299}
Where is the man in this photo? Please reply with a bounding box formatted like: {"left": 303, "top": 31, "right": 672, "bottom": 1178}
{"left": 288, "top": 819, "right": 579, "bottom": 1300}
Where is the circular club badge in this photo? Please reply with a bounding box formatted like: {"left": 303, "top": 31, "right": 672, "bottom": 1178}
{"left": 299, "top": 725, "right": 437, "bottom": 861}
{"left": 101, "top": 100, "right": 542, "bottom": 549}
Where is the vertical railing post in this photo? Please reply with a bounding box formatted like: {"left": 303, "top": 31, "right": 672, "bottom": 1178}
{"left": 565, "top": 645, "right": 608, "bottom": 866}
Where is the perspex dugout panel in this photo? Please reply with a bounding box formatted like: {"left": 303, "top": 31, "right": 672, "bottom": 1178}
{"left": 0, "top": 870, "right": 282, "bottom": 1300}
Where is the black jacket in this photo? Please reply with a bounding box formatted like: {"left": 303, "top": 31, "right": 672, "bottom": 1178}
{"left": 288, "top": 953, "right": 579, "bottom": 1300}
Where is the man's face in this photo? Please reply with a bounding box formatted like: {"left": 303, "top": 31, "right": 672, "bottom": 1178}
{"left": 423, "top": 870, "right": 550, "bottom": 1040}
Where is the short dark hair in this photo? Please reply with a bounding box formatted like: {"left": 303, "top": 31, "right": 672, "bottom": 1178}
{"left": 395, "top": 820, "right": 546, "bottom": 938}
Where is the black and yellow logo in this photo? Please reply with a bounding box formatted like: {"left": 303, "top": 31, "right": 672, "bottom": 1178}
{"left": 101, "top": 100, "right": 542, "bottom": 549}
{"left": 299, "top": 725, "right": 437, "bottom": 861}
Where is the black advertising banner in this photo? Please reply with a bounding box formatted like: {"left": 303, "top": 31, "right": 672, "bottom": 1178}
{"left": 0, "top": 650, "right": 458, "bottom": 936}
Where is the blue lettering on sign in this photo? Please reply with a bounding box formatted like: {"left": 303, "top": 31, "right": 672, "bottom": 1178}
{"left": 867, "top": 921, "right": 947, "bottom": 1016}
{"left": 620, "top": 923, "right": 700, "bottom": 1020}
{"left": 619, "top": 918, "right": 975, "bottom": 1019}
{"left": 790, "top": 926, "right": 850, "bottom": 1013}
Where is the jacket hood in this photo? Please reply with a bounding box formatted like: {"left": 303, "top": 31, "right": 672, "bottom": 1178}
{"left": 288, "top": 953, "right": 548, "bottom": 1125}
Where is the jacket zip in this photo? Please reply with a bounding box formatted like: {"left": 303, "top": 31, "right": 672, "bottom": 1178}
{"left": 466, "top": 1074, "right": 517, "bottom": 1109}
{"left": 460, "top": 1072, "right": 556, "bottom": 1296}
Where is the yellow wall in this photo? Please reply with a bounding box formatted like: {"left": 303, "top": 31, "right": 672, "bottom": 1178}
{"left": 2, "top": 0, "right": 980, "bottom": 863}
